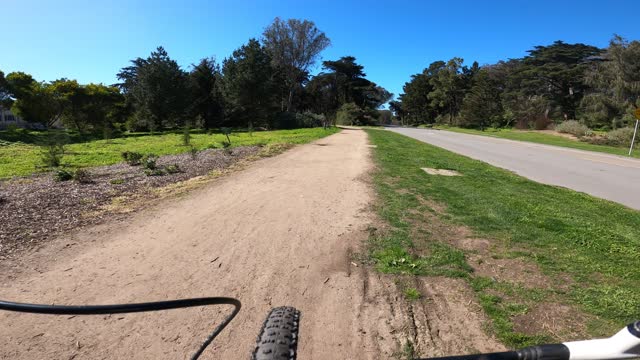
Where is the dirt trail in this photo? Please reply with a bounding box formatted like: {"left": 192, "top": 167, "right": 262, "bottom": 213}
{"left": 0, "top": 129, "right": 502, "bottom": 359}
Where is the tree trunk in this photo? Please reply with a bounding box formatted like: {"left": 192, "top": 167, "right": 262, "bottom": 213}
{"left": 286, "top": 88, "right": 294, "bottom": 112}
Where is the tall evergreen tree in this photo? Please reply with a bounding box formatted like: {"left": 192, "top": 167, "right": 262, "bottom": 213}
{"left": 221, "top": 39, "right": 276, "bottom": 128}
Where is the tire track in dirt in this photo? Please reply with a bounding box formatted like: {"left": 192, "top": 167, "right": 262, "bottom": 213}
{"left": 0, "top": 129, "right": 502, "bottom": 359}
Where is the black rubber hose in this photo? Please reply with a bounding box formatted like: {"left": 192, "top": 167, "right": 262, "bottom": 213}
{"left": 0, "top": 297, "right": 241, "bottom": 360}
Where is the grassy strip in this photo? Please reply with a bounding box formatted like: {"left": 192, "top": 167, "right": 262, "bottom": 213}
{"left": 433, "top": 126, "right": 639, "bottom": 158}
{"left": 366, "top": 129, "right": 640, "bottom": 347}
{"left": 0, "top": 127, "right": 339, "bottom": 178}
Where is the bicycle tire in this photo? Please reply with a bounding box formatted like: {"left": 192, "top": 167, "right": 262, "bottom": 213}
{"left": 252, "top": 306, "right": 300, "bottom": 360}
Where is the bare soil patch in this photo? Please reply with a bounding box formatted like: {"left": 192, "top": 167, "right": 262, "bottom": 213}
{"left": 411, "top": 277, "right": 505, "bottom": 357}
{"left": 0, "top": 146, "right": 261, "bottom": 260}
{"left": 513, "top": 303, "right": 588, "bottom": 341}
{"left": 467, "top": 254, "right": 551, "bottom": 289}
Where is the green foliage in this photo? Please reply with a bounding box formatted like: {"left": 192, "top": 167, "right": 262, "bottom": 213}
{"left": 555, "top": 120, "right": 592, "bottom": 137}
{"left": 458, "top": 70, "right": 503, "bottom": 129}
{"left": 221, "top": 39, "right": 277, "bottom": 128}
{"left": 53, "top": 169, "right": 73, "bottom": 182}
{"left": 182, "top": 123, "right": 191, "bottom": 146}
{"left": 110, "top": 178, "right": 125, "bottom": 185}
{"left": 144, "top": 168, "right": 165, "bottom": 176}
{"left": 273, "top": 111, "right": 326, "bottom": 129}
{"left": 400, "top": 340, "right": 415, "bottom": 360}
{"left": 580, "top": 36, "right": 640, "bottom": 129}
{"left": 263, "top": 17, "right": 331, "bottom": 112}
{"left": 606, "top": 127, "right": 637, "bottom": 145}
{"left": 164, "top": 164, "right": 182, "bottom": 174}
{"left": 72, "top": 168, "right": 91, "bottom": 183}
{"left": 141, "top": 154, "right": 158, "bottom": 170}
{"left": 305, "top": 56, "right": 392, "bottom": 118}
{"left": 335, "top": 102, "right": 378, "bottom": 126}
{"left": 52, "top": 168, "right": 93, "bottom": 183}
{"left": 403, "top": 287, "right": 421, "bottom": 301}
{"left": 189, "top": 146, "right": 198, "bottom": 160}
{"left": 220, "top": 127, "right": 232, "bottom": 145}
{"left": 38, "top": 131, "right": 68, "bottom": 168}
{"left": 117, "top": 46, "right": 190, "bottom": 130}
{"left": 188, "top": 58, "right": 224, "bottom": 129}
{"left": 121, "top": 151, "right": 144, "bottom": 166}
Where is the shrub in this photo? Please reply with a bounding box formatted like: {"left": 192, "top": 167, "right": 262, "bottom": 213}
{"left": 72, "top": 169, "right": 92, "bottom": 183}
{"left": 54, "top": 169, "right": 73, "bottom": 182}
{"left": 189, "top": 146, "right": 198, "bottom": 160}
{"left": 182, "top": 124, "right": 191, "bottom": 146}
{"left": 555, "top": 120, "right": 592, "bottom": 137}
{"left": 141, "top": 154, "right": 158, "bottom": 170}
{"left": 144, "top": 168, "right": 165, "bottom": 176}
{"left": 582, "top": 137, "right": 619, "bottom": 146}
{"left": 220, "top": 127, "right": 232, "bottom": 145}
{"left": 39, "top": 142, "right": 65, "bottom": 168}
{"left": 110, "top": 178, "right": 125, "bottom": 185}
{"left": 606, "top": 127, "right": 637, "bottom": 146}
{"left": 121, "top": 151, "right": 144, "bottom": 166}
{"left": 336, "top": 103, "right": 363, "bottom": 126}
{"left": 295, "top": 112, "right": 325, "bottom": 128}
{"left": 165, "top": 164, "right": 182, "bottom": 174}
{"left": 39, "top": 131, "right": 69, "bottom": 168}
{"left": 272, "top": 112, "right": 297, "bottom": 129}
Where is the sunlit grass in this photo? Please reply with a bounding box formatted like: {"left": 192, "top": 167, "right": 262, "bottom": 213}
{"left": 0, "top": 127, "right": 339, "bottom": 178}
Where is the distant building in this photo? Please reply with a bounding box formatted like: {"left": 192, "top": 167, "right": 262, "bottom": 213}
{"left": 0, "top": 108, "right": 54, "bottom": 129}
{"left": 0, "top": 108, "right": 30, "bottom": 129}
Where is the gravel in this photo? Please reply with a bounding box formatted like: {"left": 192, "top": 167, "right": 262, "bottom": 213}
{"left": 0, "top": 146, "right": 261, "bottom": 260}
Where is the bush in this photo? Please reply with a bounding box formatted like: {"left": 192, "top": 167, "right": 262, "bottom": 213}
{"left": 220, "top": 127, "right": 232, "bottom": 145}
{"left": 165, "top": 164, "right": 182, "bottom": 174}
{"left": 295, "top": 112, "right": 325, "bottom": 128}
{"left": 607, "top": 127, "right": 638, "bottom": 146}
{"left": 141, "top": 154, "right": 158, "bottom": 170}
{"left": 336, "top": 103, "right": 363, "bottom": 126}
{"left": 72, "top": 169, "right": 92, "bottom": 183}
{"left": 54, "top": 169, "right": 73, "bottom": 182}
{"left": 272, "top": 112, "right": 297, "bottom": 129}
{"left": 182, "top": 124, "right": 191, "bottom": 146}
{"left": 39, "top": 142, "right": 65, "bottom": 168}
{"left": 110, "top": 178, "right": 125, "bottom": 185}
{"left": 189, "top": 146, "right": 198, "bottom": 160}
{"left": 555, "top": 120, "right": 592, "bottom": 137}
{"left": 144, "top": 168, "right": 165, "bottom": 176}
{"left": 39, "top": 131, "right": 69, "bottom": 168}
{"left": 121, "top": 151, "right": 144, "bottom": 166}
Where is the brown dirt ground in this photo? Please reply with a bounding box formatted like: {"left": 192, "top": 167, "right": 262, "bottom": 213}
{"left": 0, "top": 129, "right": 502, "bottom": 359}
{"left": 0, "top": 146, "right": 263, "bottom": 259}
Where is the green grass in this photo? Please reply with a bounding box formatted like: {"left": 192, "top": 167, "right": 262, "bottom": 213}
{"left": 403, "top": 287, "right": 422, "bottom": 301}
{"left": 0, "top": 127, "right": 339, "bottom": 178}
{"left": 366, "top": 129, "right": 640, "bottom": 347}
{"left": 434, "top": 126, "right": 640, "bottom": 158}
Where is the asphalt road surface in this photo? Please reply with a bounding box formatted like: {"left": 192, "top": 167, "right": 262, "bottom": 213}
{"left": 388, "top": 127, "right": 640, "bottom": 210}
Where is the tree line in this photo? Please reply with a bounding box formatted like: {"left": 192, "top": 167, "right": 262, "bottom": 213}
{"left": 392, "top": 35, "right": 640, "bottom": 131}
{"left": 0, "top": 17, "right": 391, "bottom": 135}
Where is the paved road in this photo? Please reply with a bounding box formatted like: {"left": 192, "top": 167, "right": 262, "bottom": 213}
{"left": 388, "top": 127, "right": 640, "bottom": 210}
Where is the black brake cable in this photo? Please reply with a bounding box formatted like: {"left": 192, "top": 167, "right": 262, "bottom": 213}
{"left": 0, "top": 296, "right": 241, "bottom": 360}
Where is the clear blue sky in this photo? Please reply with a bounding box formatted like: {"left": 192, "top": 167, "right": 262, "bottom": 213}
{"left": 3, "top": 0, "right": 639, "bottom": 101}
